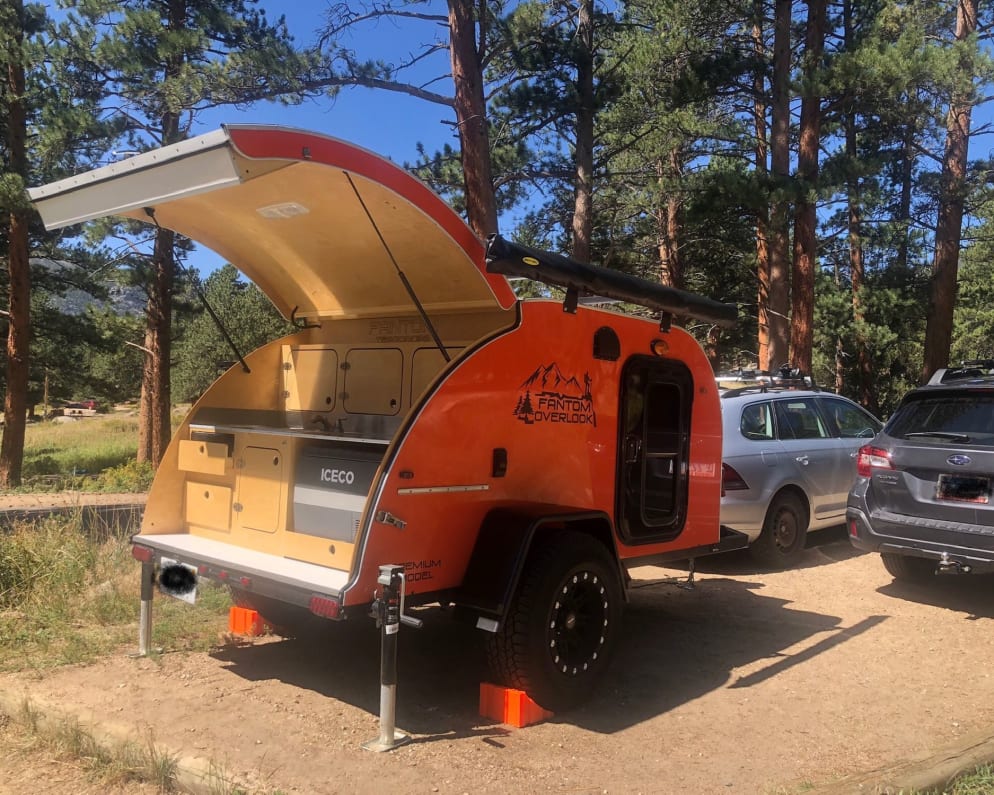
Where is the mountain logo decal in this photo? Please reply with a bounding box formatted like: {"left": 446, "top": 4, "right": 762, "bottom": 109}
{"left": 513, "top": 362, "right": 596, "bottom": 426}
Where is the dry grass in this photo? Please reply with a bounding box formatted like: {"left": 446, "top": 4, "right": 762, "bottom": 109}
{"left": 0, "top": 514, "right": 231, "bottom": 673}
{"left": 2, "top": 699, "right": 177, "bottom": 791}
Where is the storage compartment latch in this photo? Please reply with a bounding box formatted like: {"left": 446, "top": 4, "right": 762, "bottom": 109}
{"left": 375, "top": 511, "right": 407, "bottom": 530}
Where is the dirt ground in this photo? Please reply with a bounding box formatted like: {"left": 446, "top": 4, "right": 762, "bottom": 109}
{"left": 3, "top": 528, "right": 994, "bottom": 794}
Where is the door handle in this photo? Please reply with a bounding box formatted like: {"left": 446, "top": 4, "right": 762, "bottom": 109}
{"left": 795, "top": 455, "right": 809, "bottom": 466}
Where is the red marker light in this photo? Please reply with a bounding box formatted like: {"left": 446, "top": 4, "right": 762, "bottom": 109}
{"left": 309, "top": 595, "right": 340, "bottom": 619}
{"left": 131, "top": 545, "right": 154, "bottom": 563}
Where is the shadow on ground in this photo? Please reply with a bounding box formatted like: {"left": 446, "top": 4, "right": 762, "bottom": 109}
{"left": 671, "top": 524, "right": 863, "bottom": 577}
{"left": 878, "top": 571, "right": 994, "bottom": 620}
{"left": 210, "top": 567, "right": 875, "bottom": 738}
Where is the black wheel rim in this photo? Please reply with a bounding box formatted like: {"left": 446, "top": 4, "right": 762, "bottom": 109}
{"left": 774, "top": 509, "right": 798, "bottom": 552}
{"left": 547, "top": 570, "right": 609, "bottom": 677}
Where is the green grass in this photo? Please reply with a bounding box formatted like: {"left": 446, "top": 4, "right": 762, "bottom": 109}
{"left": 925, "top": 764, "right": 994, "bottom": 794}
{"left": 0, "top": 513, "right": 232, "bottom": 673}
{"left": 19, "top": 413, "right": 148, "bottom": 491}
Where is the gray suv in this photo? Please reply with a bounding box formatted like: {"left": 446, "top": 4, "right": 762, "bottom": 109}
{"left": 719, "top": 372, "right": 882, "bottom": 568}
{"left": 848, "top": 360, "right": 994, "bottom": 581}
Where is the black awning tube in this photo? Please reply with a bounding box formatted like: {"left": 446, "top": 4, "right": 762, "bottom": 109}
{"left": 485, "top": 234, "right": 737, "bottom": 329}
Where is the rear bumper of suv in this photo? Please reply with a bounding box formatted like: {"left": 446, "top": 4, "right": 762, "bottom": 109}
{"left": 847, "top": 498, "right": 994, "bottom": 574}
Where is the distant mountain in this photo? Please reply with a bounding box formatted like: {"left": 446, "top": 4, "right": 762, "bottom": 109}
{"left": 34, "top": 258, "right": 145, "bottom": 317}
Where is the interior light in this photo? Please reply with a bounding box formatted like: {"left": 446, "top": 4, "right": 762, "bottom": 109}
{"left": 256, "top": 202, "right": 309, "bottom": 219}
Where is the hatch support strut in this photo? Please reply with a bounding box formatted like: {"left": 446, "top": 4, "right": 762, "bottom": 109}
{"left": 347, "top": 175, "right": 451, "bottom": 363}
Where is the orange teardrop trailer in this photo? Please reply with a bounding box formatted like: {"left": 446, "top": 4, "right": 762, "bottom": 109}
{"left": 29, "top": 125, "right": 743, "bottom": 712}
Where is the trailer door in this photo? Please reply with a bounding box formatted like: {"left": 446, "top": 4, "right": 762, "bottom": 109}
{"left": 618, "top": 357, "right": 692, "bottom": 542}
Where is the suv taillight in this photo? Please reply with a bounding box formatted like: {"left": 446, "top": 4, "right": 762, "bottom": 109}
{"left": 722, "top": 463, "right": 749, "bottom": 493}
{"left": 856, "top": 444, "right": 893, "bottom": 478}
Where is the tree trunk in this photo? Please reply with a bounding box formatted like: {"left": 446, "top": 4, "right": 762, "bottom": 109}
{"left": 843, "top": 0, "right": 876, "bottom": 413}
{"left": 753, "top": 7, "right": 770, "bottom": 371}
{"left": 137, "top": 329, "right": 153, "bottom": 463}
{"left": 571, "top": 0, "right": 595, "bottom": 262}
{"left": 849, "top": 171, "right": 876, "bottom": 413}
{"left": 137, "top": 226, "right": 176, "bottom": 466}
{"left": 789, "top": 0, "right": 826, "bottom": 375}
{"left": 705, "top": 325, "right": 721, "bottom": 372}
{"left": 448, "top": 0, "right": 498, "bottom": 238}
{"left": 0, "top": 1, "right": 29, "bottom": 489}
{"left": 767, "top": 0, "right": 792, "bottom": 371}
{"left": 922, "top": 0, "right": 977, "bottom": 383}
{"left": 895, "top": 123, "right": 915, "bottom": 273}
{"left": 656, "top": 148, "right": 684, "bottom": 291}
{"left": 137, "top": 0, "right": 185, "bottom": 465}
{"left": 149, "top": 227, "right": 175, "bottom": 463}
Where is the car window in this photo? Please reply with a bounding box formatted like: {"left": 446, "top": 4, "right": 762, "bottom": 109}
{"left": 739, "top": 402, "right": 775, "bottom": 440}
{"left": 820, "top": 397, "right": 881, "bottom": 438}
{"left": 774, "top": 398, "right": 829, "bottom": 440}
{"left": 887, "top": 393, "right": 994, "bottom": 446}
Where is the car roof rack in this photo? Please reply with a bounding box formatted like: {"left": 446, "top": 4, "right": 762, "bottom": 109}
{"left": 927, "top": 359, "right": 994, "bottom": 385}
{"left": 717, "top": 365, "right": 818, "bottom": 398}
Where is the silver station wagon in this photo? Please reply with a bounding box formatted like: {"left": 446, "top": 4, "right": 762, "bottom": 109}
{"left": 718, "top": 370, "right": 882, "bottom": 568}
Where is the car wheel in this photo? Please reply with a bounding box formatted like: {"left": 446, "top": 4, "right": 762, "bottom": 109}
{"left": 881, "top": 553, "right": 936, "bottom": 583}
{"left": 486, "top": 531, "right": 623, "bottom": 713}
{"left": 750, "top": 492, "right": 807, "bottom": 569}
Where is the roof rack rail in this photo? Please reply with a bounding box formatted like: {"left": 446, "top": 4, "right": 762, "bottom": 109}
{"left": 716, "top": 364, "right": 817, "bottom": 398}
{"left": 928, "top": 359, "right": 994, "bottom": 385}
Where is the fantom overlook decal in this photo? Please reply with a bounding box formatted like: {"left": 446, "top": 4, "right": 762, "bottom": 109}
{"left": 513, "top": 362, "right": 596, "bottom": 426}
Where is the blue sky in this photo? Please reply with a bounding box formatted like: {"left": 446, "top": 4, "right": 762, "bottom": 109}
{"left": 195, "top": 0, "right": 458, "bottom": 153}
{"left": 187, "top": 0, "right": 462, "bottom": 273}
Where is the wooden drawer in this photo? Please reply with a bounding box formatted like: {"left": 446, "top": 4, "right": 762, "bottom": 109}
{"left": 178, "top": 439, "right": 231, "bottom": 477}
{"left": 185, "top": 482, "right": 232, "bottom": 531}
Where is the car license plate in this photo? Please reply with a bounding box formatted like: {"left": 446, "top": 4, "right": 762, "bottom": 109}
{"left": 937, "top": 474, "right": 990, "bottom": 504}
{"left": 158, "top": 557, "right": 198, "bottom": 604}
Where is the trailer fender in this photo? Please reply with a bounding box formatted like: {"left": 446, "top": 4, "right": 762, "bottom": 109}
{"left": 453, "top": 508, "right": 625, "bottom": 632}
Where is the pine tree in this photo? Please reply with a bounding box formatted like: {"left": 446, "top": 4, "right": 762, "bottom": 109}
{"left": 0, "top": 2, "right": 116, "bottom": 487}
{"left": 172, "top": 265, "right": 292, "bottom": 402}
{"left": 314, "top": 0, "right": 512, "bottom": 238}
{"left": 63, "top": 0, "right": 307, "bottom": 464}
{"left": 0, "top": 0, "right": 32, "bottom": 487}
{"left": 788, "top": 0, "right": 827, "bottom": 374}
{"left": 922, "top": 0, "right": 982, "bottom": 382}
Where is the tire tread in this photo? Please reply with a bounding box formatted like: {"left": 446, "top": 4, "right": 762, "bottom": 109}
{"left": 485, "top": 531, "right": 621, "bottom": 711}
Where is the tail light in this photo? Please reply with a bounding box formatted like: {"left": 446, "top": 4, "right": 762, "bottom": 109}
{"left": 309, "top": 595, "right": 341, "bottom": 619}
{"left": 722, "top": 463, "right": 749, "bottom": 494}
{"left": 131, "top": 544, "right": 154, "bottom": 563}
{"left": 856, "top": 444, "right": 893, "bottom": 477}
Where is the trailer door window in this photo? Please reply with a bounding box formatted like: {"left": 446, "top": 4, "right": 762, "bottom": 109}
{"left": 619, "top": 358, "right": 691, "bottom": 542}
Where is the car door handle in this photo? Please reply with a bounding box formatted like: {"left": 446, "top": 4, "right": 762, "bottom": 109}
{"left": 795, "top": 455, "right": 809, "bottom": 466}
